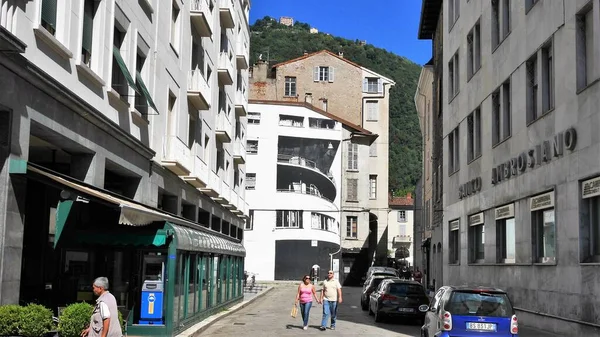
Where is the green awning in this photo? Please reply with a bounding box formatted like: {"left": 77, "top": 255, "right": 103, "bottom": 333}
{"left": 113, "top": 46, "right": 140, "bottom": 94}
{"left": 135, "top": 71, "right": 158, "bottom": 112}
{"left": 74, "top": 229, "right": 168, "bottom": 247}
{"left": 54, "top": 200, "right": 73, "bottom": 249}
{"left": 166, "top": 223, "right": 246, "bottom": 257}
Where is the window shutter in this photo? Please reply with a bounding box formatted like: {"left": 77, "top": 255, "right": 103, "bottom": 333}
{"left": 328, "top": 66, "right": 335, "bottom": 82}
{"left": 41, "top": 0, "right": 58, "bottom": 32}
{"left": 82, "top": 0, "right": 94, "bottom": 55}
{"left": 313, "top": 66, "right": 319, "bottom": 81}
{"left": 362, "top": 78, "right": 368, "bottom": 92}
{"left": 378, "top": 78, "right": 383, "bottom": 94}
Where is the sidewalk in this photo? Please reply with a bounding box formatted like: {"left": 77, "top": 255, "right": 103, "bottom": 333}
{"left": 175, "top": 286, "right": 274, "bottom": 337}
{"left": 519, "top": 325, "right": 563, "bottom": 337}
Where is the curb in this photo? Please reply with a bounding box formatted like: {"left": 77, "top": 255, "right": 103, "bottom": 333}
{"left": 177, "top": 286, "right": 275, "bottom": 337}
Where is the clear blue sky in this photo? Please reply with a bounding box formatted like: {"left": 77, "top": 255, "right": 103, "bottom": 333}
{"left": 249, "top": 0, "right": 432, "bottom": 65}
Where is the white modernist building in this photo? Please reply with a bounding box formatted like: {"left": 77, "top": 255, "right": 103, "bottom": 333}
{"left": 388, "top": 194, "right": 415, "bottom": 267}
{"left": 244, "top": 100, "right": 376, "bottom": 281}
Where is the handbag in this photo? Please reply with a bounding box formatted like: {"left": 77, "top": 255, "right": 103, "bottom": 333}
{"left": 290, "top": 304, "right": 298, "bottom": 318}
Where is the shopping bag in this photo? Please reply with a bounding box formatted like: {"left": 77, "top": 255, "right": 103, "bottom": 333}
{"left": 291, "top": 304, "right": 298, "bottom": 318}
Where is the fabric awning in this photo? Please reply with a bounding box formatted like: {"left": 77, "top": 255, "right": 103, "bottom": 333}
{"left": 74, "top": 229, "right": 168, "bottom": 247}
{"left": 112, "top": 46, "right": 140, "bottom": 94}
{"left": 166, "top": 222, "right": 246, "bottom": 257}
{"left": 135, "top": 71, "right": 158, "bottom": 112}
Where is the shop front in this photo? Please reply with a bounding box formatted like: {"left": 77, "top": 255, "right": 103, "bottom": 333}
{"left": 15, "top": 162, "right": 245, "bottom": 337}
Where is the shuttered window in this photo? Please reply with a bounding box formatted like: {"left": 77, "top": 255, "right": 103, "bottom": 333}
{"left": 41, "top": 0, "right": 57, "bottom": 35}
{"left": 347, "top": 143, "right": 358, "bottom": 170}
{"left": 313, "top": 66, "right": 334, "bottom": 82}
{"left": 346, "top": 178, "right": 358, "bottom": 201}
{"left": 81, "top": 0, "right": 94, "bottom": 65}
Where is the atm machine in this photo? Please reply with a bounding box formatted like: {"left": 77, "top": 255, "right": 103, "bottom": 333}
{"left": 139, "top": 254, "right": 165, "bottom": 325}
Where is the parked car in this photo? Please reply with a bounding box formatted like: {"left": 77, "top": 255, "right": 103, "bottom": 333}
{"left": 360, "top": 275, "right": 398, "bottom": 311}
{"left": 362, "top": 266, "right": 399, "bottom": 283}
{"left": 421, "top": 286, "right": 519, "bottom": 337}
{"left": 368, "top": 279, "right": 429, "bottom": 324}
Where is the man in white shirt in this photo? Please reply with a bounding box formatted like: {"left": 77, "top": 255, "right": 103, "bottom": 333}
{"left": 81, "top": 277, "right": 123, "bottom": 337}
{"left": 319, "top": 270, "right": 343, "bottom": 331}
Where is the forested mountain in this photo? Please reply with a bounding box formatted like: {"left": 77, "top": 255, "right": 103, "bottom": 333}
{"left": 250, "top": 17, "right": 423, "bottom": 196}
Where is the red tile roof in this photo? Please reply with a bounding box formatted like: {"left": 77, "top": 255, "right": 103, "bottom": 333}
{"left": 248, "top": 99, "right": 377, "bottom": 137}
{"left": 389, "top": 193, "right": 414, "bottom": 207}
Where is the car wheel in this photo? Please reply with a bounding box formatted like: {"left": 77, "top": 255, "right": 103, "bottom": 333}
{"left": 374, "top": 310, "right": 384, "bottom": 323}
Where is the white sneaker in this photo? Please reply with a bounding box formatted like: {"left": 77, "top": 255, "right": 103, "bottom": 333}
{"left": 303, "top": 326, "right": 308, "bottom": 330}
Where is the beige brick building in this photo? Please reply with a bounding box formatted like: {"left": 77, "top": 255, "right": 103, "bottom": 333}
{"left": 249, "top": 50, "right": 396, "bottom": 284}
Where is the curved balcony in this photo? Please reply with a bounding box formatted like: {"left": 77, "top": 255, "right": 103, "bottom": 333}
{"left": 276, "top": 187, "right": 333, "bottom": 203}
{"left": 273, "top": 189, "right": 337, "bottom": 216}
{"left": 277, "top": 155, "right": 336, "bottom": 200}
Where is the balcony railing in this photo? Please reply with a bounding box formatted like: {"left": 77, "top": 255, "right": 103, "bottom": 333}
{"left": 215, "top": 113, "right": 232, "bottom": 142}
{"left": 276, "top": 186, "right": 333, "bottom": 203}
{"left": 277, "top": 154, "right": 334, "bottom": 181}
{"left": 232, "top": 138, "right": 246, "bottom": 164}
{"left": 190, "top": 0, "right": 213, "bottom": 37}
{"left": 161, "top": 136, "right": 193, "bottom": 176}
{"left": 392, "top": 235, "right": 413, "bottom": 247}
{"left": 187, "top": 69, "right": 210, "bottom": 110}
{"left": 217, "top": 51, "right": 234, "bottom": 85}
{"left": 183, "top": 155, "right": 209, "bottom": 188}
{"left": 235, "top": 89, "right": 248, "bottom": 116}
{"left": 236, "top": 40, "right": 249, "bottom": 69}
{"left": 200, "top": 171, "right": 222, "bottom": 197}
{"left": 219, "top": 0, "right": 235, "bottom": 28}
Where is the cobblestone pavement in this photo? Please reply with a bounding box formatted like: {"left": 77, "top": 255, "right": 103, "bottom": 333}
{"left": 200, "top": 284, "right": 563, "bottom": 336}
{"left": 201, "top": 284, "right": 421, "bottom": 336}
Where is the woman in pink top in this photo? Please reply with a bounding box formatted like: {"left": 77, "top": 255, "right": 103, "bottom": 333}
{"left": 295, "top": 275, "right": 320, "bottom": 330}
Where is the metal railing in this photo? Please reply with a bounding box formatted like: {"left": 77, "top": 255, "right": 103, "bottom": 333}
{"left": 276, "top": 187, "right": 333, "bottom": 203}
{"left": 276, "top": 154, "right": 335, "bottom": 183}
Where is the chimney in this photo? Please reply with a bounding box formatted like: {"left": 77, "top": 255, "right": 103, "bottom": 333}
{"left": 406, "top": 192, "right": 412, "bottom": 199}
{"left": 338, "top": 51, "right": 344, "bottom": 58}
{"left": 252, "top": 61, "right": 269, "bottom": 81}
{"left": 303, "top": 50, "right": 308, "bottom": 56}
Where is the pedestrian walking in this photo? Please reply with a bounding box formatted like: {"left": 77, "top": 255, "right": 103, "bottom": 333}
{"left": 319, "top": 270, "right": 342, "bottom": 331}
{"left": 295, "top": 275, "right": 320, "bottom": 330}
{"left": 80, "top": 277, "right": 123, "bottom": 337}
{"left": 413, "top": 267, "right": 423, "bottom": 284}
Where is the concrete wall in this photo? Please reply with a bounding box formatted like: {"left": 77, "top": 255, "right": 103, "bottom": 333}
{"left": 442, "top": 0, "right": 600, "bottom": 335}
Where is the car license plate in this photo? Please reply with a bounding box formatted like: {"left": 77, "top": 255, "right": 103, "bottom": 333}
{"left": 397, "top": 308, "right": 414, "bottom": 312}
{"left": 466, "top": 322, "right": 496, "bottom": 331}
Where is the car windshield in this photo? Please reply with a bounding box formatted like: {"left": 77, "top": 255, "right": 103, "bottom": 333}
{"left": 446, "top": 291, "right": 513, "bottom": 317}
{"left": 388, "top": 283, "right": 424, "bottom": 296}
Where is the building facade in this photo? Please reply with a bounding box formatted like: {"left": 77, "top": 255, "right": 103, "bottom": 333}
{"left": 418, "top": 0, "right": 444, "bottom": 291}
{"left": 442, "top": 0, "right": 600, "bottom": 335}
{"left": 249, "top": 51, "right": 395, "bottom": 285}
{"left": 388, "top": 194, "right": 415, "bottom": 268}
{"left": 243, "top": 100, "right": 375, "bottom": 282}
{"left": 0, "top": 0, "right": 250, "bottom": 335}
{"left": 415, "top": 61, "right": 434, "bottom": 278}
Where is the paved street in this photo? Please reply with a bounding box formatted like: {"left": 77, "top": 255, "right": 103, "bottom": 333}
{"left": 201, "top": 284, "right": 563, "bottom": 336}
{"left": 202, "top": 284, "right": 422, "bottom": 336}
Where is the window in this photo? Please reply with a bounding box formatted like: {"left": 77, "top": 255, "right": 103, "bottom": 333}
{"left": 448, "top": 51, "right": 459, "bottom": 99}
{"left": 284, "top": 76, "right": 296, "bottom": 96}
{"left": 311, "top": 213, "right": 336, "bottom": 232}
{"left": 346, "top": 178, "right": 358, "bottom": 201}
{"left": 541, "top": 42, "right": 554, "bottom": 112}
{"left": 347, "top": 143, "right": 358, "bottom": 170}
{"left": 448, "top": 127, "right": 459, "bottom": 175}
{"left": 248, "top": 112, "right": 260, "bottom": 124}
{"left": 576, "top": 6, "right": 596, "bottom": 91}
{"left": 467, "top": 108, "right": 481, "bottom": 162}
{"left": 369, "top": 175, "right": 377, "bottom": 199}
{"left": 346, "top": 216, "right": 358, "bottom": 238}
{"left": 188, "top": 111, "right": 197, "bottom": 148}
{"left": 526, "top": 55, "right": 538, "bottom": 123}
{"left": 246, "top": 140, "right": 258, "bottom": 154}
{"left": 468, "top": 212, "right": 485, "bottom": 263}
{"left": 495, "top": 204, "right": 515, "bottom": 263}
{"left": 448, "top": 0, "right": 460, "bottom": 28}
{"left": 233, "top": 168, "right": 240, "bottom": 188}
{"left": 449, "top": 220, "right": 460, "bottom": 264}
{"left": 397, "top": 211, "right": 406, "bottom": 222}
{"left": 170, "top": 1, "right": 180, "bottom": 53}
{"left": 525, "top": 0, "right": 539, "bottom": 13}
{"left": 41, "top": 0, "right": 57, "bottom": 35}
{"left": 314, "top": 66, "right": 334, "bottom": 82}
{"left": 363, "top": 78, "right": 383, "bottom": 94}
{"left": 492, "top": 80, "right": 511, "bottom": 145}
{"left": 245, "top": 210, "right": 254, "bottom": 230}
{"left": 491, "top": 0, "right": 511, "bottom": 49}
{"left": 366, "top": 100, "right": 378, "bottom": 121}
{"left": 322, "top": 99, "right": 328, "bottom": 111}
{"left": 81, "top": 0, "right": 97, "bottom": 66}
{"left": 276, "top": 210, "right": 303, "bottom": 228}
{"left": 245, "top": 173, "right": 256, "bottom": 190}
{"left": 369, "top": 142, "right": 377, "bottom": 157}
{"left": 581, "top": 176, "right": 600, "bottom": 262}
{"left": 467, "top": 20, "right": 481, "bottom": 79}
{"left": 530, "top": 191, "right": 556, "bottom": 263}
